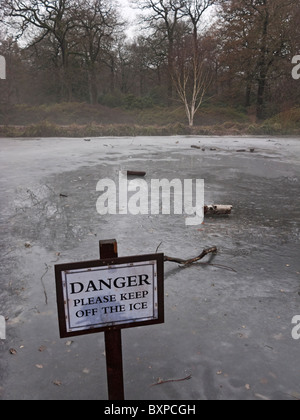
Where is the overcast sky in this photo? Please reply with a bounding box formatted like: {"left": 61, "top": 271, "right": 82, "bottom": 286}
{"left": 118, "top": 0, "right": 139, "bottom": 39}
{"left": 117, "top": 0, "right": 216, "bottom": 40}
{"left": 119, "top": 0, "right": 135, "bottom": 16}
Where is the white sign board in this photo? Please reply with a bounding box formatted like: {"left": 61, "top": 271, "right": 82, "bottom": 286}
{"left": 55, "top": 254, "right": 164, "bottom": 338}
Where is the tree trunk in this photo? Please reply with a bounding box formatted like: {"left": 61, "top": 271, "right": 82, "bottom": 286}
{"left": 60, "top": 41, "right": 73, "bottom": 102}
{"left": 88, "top": 66, "right": 98, "bottom": 105}
{"left": 256, "top": 6, "right": 269, "bottom": 120}
{"left": 256, "top": 72, "right": 267, "bottom": 120}
{"left": 245, "top": 79, "right": 252, "bottom": 108}
{"left": 109, "top": 56, "right": 115, "bottom": 93}
{"left": 167, "top": 38, "right": 175, "bottom": 104}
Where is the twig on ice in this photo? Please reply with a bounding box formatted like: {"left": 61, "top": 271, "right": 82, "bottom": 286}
{"left": 159, "top": 246, "right": 236, "bottom": 272}
{"left": 164, "top": 247, "right": 217, "bottom": 266}
{"left": 155, "top": 241, "right": 163, "bottom": 254}
{"left": 41, "top": 263, "right": 49, "bottom": 305}
{"left": 151, "top": 374, "right": 192, "bottom": 387}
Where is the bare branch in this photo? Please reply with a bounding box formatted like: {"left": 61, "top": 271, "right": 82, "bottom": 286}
{"left": 164, "top": 246, "right": 217, "bottom": 266}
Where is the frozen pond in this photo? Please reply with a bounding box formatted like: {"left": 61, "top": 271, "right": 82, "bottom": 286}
{"left": 0, "top": 136, "right": 300, "bottom": 400}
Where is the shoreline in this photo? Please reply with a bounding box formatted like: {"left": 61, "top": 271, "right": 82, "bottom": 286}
{"left": 1, "top": 122, "right": 299, "bottom": 138}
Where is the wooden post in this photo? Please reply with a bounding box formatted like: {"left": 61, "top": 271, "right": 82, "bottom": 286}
{"left": 99, "top": 240, "right": 125, "bottom": 401}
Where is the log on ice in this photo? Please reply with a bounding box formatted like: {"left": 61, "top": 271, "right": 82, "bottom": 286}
{"left": 204, "top": 205, "right": 233, "bottom": 216}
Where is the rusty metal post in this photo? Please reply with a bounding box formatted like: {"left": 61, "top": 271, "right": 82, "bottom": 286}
{"left": 99, "top": 240, "right": 125, "bottom": 401}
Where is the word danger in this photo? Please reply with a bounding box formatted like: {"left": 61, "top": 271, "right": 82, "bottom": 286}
{"left": 70, "top": 274, "right": 151, "bottom": 294}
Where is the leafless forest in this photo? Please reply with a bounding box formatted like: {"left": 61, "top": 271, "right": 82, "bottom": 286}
{"left": 0, "top": 0, "right": 300, "bottom": 133}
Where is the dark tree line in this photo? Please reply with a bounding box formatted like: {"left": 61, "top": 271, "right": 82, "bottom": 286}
{"left": 0, "top": 0, "right": 300, "bottom": 124}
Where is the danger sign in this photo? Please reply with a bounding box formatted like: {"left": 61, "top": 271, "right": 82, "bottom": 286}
{"left": 55, "top": 254, "right": 164, "bottom": 338}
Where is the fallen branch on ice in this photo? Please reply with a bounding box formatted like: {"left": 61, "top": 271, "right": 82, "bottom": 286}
{"left": 158, "top": 245, "right": 236, "bottom": 271}
{"left": 164, "top": 247, "right": 217, "bottom": 266}
{"left": 151, "top": 374, "right": 192, "bottom": 387}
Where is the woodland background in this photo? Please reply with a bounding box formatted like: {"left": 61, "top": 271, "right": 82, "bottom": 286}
{"left": 0, "top": 0, "right": 300, "bottom": 136}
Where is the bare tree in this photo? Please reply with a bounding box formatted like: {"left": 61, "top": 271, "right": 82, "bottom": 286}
{"left": 183, "top": 0, "right": 215, "bottom": 41}
{"left": 173, "top": 0, "right": 215, "bottom": 126}
{"left": 132, "top": 0, "right": 186, "bottom": 102}
{"left": 1, "top": 0, "right": 78, "bottom": 100}
{"left": 173, "top": 34, "right": 211, "bottom": 126}
{"left": 73, "top": 0, "right": 121, "bottom": 104}
{"left": 218, "top": 0, "right": 298, "bottom": 119}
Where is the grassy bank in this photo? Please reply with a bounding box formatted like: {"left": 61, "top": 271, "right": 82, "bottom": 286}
{"left": 0, "top": 102, "right": 300, "bottom": 137}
